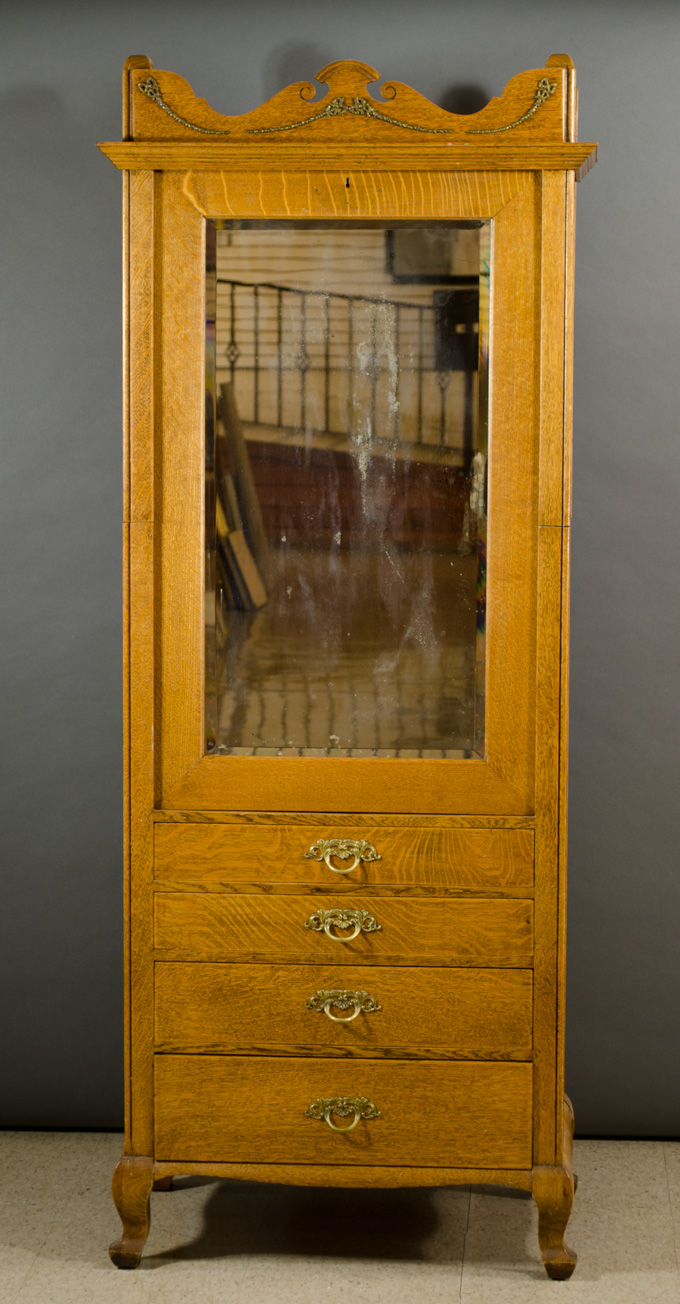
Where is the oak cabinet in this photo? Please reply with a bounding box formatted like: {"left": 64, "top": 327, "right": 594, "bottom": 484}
{"left": 99, "top": 51, "right": 596, "bottom": 1279}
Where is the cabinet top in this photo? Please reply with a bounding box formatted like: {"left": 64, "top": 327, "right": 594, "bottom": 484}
{"left": 98, "top": 54, "right": 597, "bottom": 177}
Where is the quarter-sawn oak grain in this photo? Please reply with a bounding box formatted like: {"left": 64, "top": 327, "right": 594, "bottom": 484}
{"left": 154, "top": 1056, "right": 534, "bottom": 1168}
{"left": 153, "top": 893, "right": 534, "bottom": 965}
{"left": 154, "top": 824, "right": 534, "bottom": 891}
{"left": 154, "top": 962, "right": 533, "bottom": 1059}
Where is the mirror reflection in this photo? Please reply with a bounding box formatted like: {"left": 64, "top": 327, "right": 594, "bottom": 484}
{"left": 205, "top": 222, "right": 489, "bottom": 758}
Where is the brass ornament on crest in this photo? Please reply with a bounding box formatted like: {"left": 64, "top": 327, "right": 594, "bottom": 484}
{"left": 468, "top": 77, "right": 557, "bottom": 134}
{"left": 248, "top": 94, "right": 453, "bottom": 135}
{"left": 137, "top": 75, "right": 231, "bottom": 135}
{"left": 136, "top": 72, "right": 557, "bottom": 138}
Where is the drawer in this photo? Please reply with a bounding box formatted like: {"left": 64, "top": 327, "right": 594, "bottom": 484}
{"left": 154, "top": 824, "right": 534, "bottom": 893}
{"left": 154, "top": 962, "right": 533, "bottom": 1058}
{"left": 155, "top": 1055, "right": 533, "bottom": 1168}
{"left": 154, "top": 893, "right": 534, "bottom": 965}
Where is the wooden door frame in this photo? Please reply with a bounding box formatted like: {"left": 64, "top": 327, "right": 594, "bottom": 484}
{"left": 121, "top": 167, "right": 572, "bottom": 816}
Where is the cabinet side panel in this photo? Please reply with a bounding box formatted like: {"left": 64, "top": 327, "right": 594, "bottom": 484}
{"left": 128, "top": 170, "right": 156, "bottom": 523}
{"left": 129, "top": 522, "right": 155, "bottom": 1154}
{"left": 126, "top": 169, "right": 157, "bottom": 1153}
{"left": 123, "top": 170, "right": 130, "bottom": 524}
{"left": 556, "top": 524, "right": 571, "bottom": 1158}
{"left": 122, "top": 166, "right": 131, "bottom": 1146}
{"left": 563, "top": 174, "right": 576, "bottom": 528}
{"left": 533, "top": 527, "right": 563, "bottom": 1164}
{"left": 532, "top": 172, "right": 570, "bottom": 1166}
{"left": 556, "top": 175, "right": 576, "bottom": 1155}
{"left": 122, "top": 523, "right": 131, "bottom": 1146}
{"left": 127, "top": 171, "right": 157, "bottom": 1155}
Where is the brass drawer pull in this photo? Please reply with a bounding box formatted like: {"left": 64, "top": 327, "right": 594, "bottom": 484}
{"left": 305, "top": 907, "right": 382, "bottom": 942}
{"left": 305, "top": 1095, "right": 381, "bottom": 1133}
{"left": 306, "top": 988, "right": 382, "bottom": 1022}
{"left": 305, "top": 838, "right": 381, "bottom": 875}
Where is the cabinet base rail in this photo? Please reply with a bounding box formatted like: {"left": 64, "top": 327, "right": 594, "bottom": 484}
{"left": 109, "top": 1098, "right": 577, "bottom": 1280}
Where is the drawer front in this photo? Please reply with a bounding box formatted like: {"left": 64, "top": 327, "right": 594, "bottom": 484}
{"left": 154, "top": 824, "right": 534, "bottom": 893}
{"left": 155, "top": 1055, "right": 533, "bottom": 1168}
{"left": 154, "top": 893, "right": 534, "bottom": 965}
{"left": 154, "top": 962, "right": 533, "bottom": 1059}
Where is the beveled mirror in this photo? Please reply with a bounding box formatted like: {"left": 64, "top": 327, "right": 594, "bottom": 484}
{"left": 205, "top": 220, "right": 490, "bottom": 759}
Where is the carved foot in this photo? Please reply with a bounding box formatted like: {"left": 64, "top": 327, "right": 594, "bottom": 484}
{"left": 532, "top": 1165, "right": 577, "bottom": 1279}
{"left": 532, "top": 1094, "right": 577, "bottom": 1280}
{"left": 109, "top": 1156, "right": 154, "bottom": 1268}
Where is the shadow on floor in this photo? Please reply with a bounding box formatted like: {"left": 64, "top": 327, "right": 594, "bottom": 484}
{"left": 145, "top": 1178, "right": 534, "bottom": 1269}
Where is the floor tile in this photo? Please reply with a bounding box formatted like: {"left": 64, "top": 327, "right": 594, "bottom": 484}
{"left": 4, "top": 1134, "right": 680, "bottom": 1304}
{"left": 662, "top": 1143, "right": 680, "bottom": 1273}
{"left": 460, "top": 1141, "right": 680, "bottom": 1303}
{"left": 0, "top": 1133, "right": 122, "bottom": 1304}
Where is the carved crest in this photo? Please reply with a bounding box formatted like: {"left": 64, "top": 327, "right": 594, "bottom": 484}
{"left": 127, "top": 56, "right": 571, "bottom": 143}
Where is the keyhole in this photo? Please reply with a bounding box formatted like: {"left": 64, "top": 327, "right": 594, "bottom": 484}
{"left": 345, "top": 177, "right": 351, "bottom": 188}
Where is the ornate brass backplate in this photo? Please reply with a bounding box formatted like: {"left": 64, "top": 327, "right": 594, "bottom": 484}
{"left": 304, "top": 908, "right": 382, "bottom": 942}
{"left": 306, "top": 988, "right": 382, "bottom": 1021}
{"left": 305, "top": 1095, "right": 382, "bottom": 1132}
{"left": 305, "top": 838, "right": 381, "bottom": 874}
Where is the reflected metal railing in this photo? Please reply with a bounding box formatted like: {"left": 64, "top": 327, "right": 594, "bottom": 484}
{"left": 216, "top": 278, "right": 478, "bottom": 455}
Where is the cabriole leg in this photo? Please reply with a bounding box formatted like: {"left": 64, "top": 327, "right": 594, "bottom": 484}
{"left": 109, "top": 1155, "right": 154, "bottom": 1268}
{"left": 532, "top": 1095, "right": 577, "bottom": 1280}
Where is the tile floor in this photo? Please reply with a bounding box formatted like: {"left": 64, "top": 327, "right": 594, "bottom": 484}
{"left": 2, "top": 1132, "right": 680, "bottom": 1303}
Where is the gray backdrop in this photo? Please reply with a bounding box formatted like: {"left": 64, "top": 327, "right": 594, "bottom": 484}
{"left": 2, "top": 0, "right": 678, "bottom": 1133}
